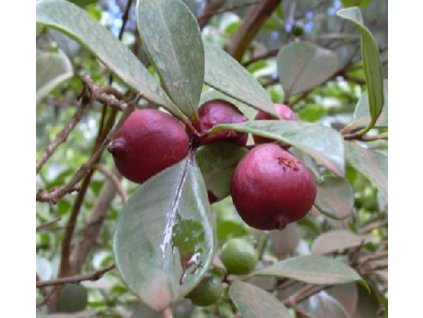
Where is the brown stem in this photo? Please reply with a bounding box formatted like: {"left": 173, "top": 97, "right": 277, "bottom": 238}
{"left": 37, "top": 264, "right": 115, "bottom": 288}
{"left": 82, "top": 75, "right": 129, "bottom": 111}
{"left": 36, "top": 100, "right": 91, "bottom": 174}
{"left": 359, "top": 250, "right": 388, "bottom": 266}
{"left": 226, "top": 0, "right": 281, "bottom": 61}
{"left": 36, "top": 102, "right": 136, "bottom": 204}
{"left": 93, "top": 164, "right": 127, "bottom": 202}
{"left": 70, "top": 178, "right": 119, "bottom": 273}
{"left": 198, "top": 0, "right": 226, "bottom": 29}
{"left": 242, "top": 48, "right": 279, "bottom": 67}
{"left": 36, "top": 217, "right": 61, "bottom": 231}
{"left": 198, "top": 1, "right": 260, "bottom": 28}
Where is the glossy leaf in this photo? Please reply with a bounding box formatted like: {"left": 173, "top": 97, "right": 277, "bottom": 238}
{"left": 229, "top": 281, "right": 291, "bottom": 318}
{"left": 352, "top": 79, "right": 388, "bottom": 128}
{"left": 113, "top": 156, "right": 214, "bottom": 311}
{"left": 301, "top": 291, "right": 350, "bottom": 318}
{"left": 209, "top": 120, "right": 345, "bottom": 176}
{"left": 204, "top": 42, "right": 278, "bottom": 117}
{"left": 36, "top": 0, "right": 180, "bottom": 116}
{"left": 251, "top": 255, "right": 361, "bottom": 285}
{"left": 353, "top": 284, "right": 380, "bottom": 318}
{"left": 277, "top": 42, "right": 338, "bottom": 98}
{"left": 337, "top": 7, "right": 384, "bottom": 126}
{"left": 315, "top": 176, "right": 354, "bottom": 220}
{"left": 36, "top": 49, "right": 73, "bottom": 103}
{"left": 312, "top": 230, "right": 370, "bottom": 256}
{"left": 270, "top": 224, "right": 302, "bottom": 258}
{"left": 345, "top": 141, "right": 387, "bottom": 201}
{"left": 196, "top": 142, "right": 247, "bottom": 202}
{"left": 137, "top": 0, "right": 204, "bottom": 117}
{"left": 328, "top": 283, "right": 359, "bottom": 317}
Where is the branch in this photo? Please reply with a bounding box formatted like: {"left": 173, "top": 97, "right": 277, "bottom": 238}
{"left": 226, "top": 0, "right": 281, "bottom": 61}
{"left": 198, "top": 1, "right": 259, "bottom": 28}
{"left": 36, "top": 100, "right": 137, "bottom": 204}
{"left": 36, "top": 217, "right": 61, "bottom": 231}
{"left": 36, "top": 100, "right": 91, "bottom": 174}
{"left": 197, "top": 0, "right": 226, "bottom": 29}
{"left": 82, "top": 75, "right": 129, "bottom": 111}
{"left": 93, "top": 164, "right": 127, "bottom": 203}
{"left": 242, "top": 48, "right": 279, "bottom": 67}
{"left": 36, "top": 264, "right": 115, "bottom": 288}
{"left": 344, "top": 131, "right": 388, "bottom": 141}
{"left": 70, "top": 178, "right": 119, "bottom": 273}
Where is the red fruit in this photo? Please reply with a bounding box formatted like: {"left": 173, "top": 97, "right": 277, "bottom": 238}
{"left": 254, "top": 104, "right": 297, "bottom": 145}
{"left": 198, "top": 99, "right": 248, "bottom": 146}
{"left": 230, "top": 143, "right": 316, "bottom": 230}
{"left": 108, "top": 109, "right": 189, "bottom": 184}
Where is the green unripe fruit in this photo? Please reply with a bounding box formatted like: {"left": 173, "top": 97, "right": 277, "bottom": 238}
{"left": 209, "top": 265, "right": 226, "bottom": 279}
{"left": 219, "top": 238, "right": 258, "bottom": 275}
{"left": 57, "top": 283, "right": 88, "bottom": 313}
{"left": 187, "top": 275, "right": 223, "bottom": 307}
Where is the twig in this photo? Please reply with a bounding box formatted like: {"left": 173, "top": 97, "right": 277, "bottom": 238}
{"left": 82, "top": 75, "right": 129, "bottom": 111}
{"left": 243, "top": 48, "right": 279, "bottom": 67}
{"left": 118, "top": 0, "right": 134, "bottom": 40}
{"left": 361, "top": 263, "right": 388, "bottom": 276}
{"left": 345, "top": 132, "right": 388, "bottom": 142}
{"left": 198, "top": 1, "right": 259, "bottom": 21}
{"left": 36, "top": 100, "right": 91, "bottom": 174}
{"left": 70, "top": 179, "right": 118, "bottom": 272}
{"left": 360, "top": 219, "right": 388, "bottom": 234}
{"left": 36, "top": 101, "right": 137, "bottom": 204}
{"left": 37, "top": 288, "right": 55, "bottom": 308}
{"left": 93, "top": 164, "right": 128, "bottom": 202}
{"left": 359, "top": 250, "right": 388, "bottom": 266}
{"left": 226, "top": 0, "right": 280, "bottom": 61}
{"left": 36, "top": 264, "right": 115, "bottom": 288}
{"left": 36, "top": 217, "right": 61, "bottom": 231}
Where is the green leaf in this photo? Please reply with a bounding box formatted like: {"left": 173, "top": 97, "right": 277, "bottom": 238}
{"left": 311, "top": 230, "right": 370, "bottom": 256}
{"left": 250, "top": 255, "right": 361, "bottom": 285}
{"left": 213, "top": 197, "right": 250, "bottom": 243}
{"left": 36, "top": 0, "right": 180, "bottom": 116}
{"left": 229, "top": 281, "right": 292, "bottom": 318}
{"left": 337, "top": 7, "right": 384, "bottom": 127}
{"left": 276, "top": 42, "right": 338, "bottom": 98}
{"left": 36, "top": 49, "right": 73, "bottom": 103}
{"left": 209, "top": 120, "right": 345, "bottom": 176}
{"left": 196, "top": 142, "right": 247, "bottom": 202}
{"left": 341, "top": 0, "right": 372, "bottom": 8}
{"left": 328, "top": 283, "right": 359, "bottom": 316}
{"left": 68, "top": 0, "right": 98, "bottom": 7}
{"left": 298, "top": 103, "right": 328, "bottom": 122}
{"left": 300, "top": 291, "right": 350, "bottom": 318}
{"left": 315, "top": 176, "right": 354, "bottom": 220}
{"left": 270, "top": 224, "right": 302, "bottom": 258}
{"left": 204, "top": 42, "right": 278, "bottom": 117}
{"left": 345, "top": 141, "right": 387, "bottom": 201}
{"left": 352, "top": 79, "right": 388, "bottom": 128}
{"left": 137, "top": 0, "right": 204, "bottom": 118}
{"left": 353, "top": 284, "right": 380, "bottom": 318}
{"left": 113, "top": 156, "right": 214, "bottom": 311}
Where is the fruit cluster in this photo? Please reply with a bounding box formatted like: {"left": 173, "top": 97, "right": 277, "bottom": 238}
{"left": 109, "top": 99, "right": 316, "bottom": 231}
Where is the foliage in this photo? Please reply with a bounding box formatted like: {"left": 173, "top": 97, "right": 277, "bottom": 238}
{"left": 36, "top": 0, "right": 388, "bottom": 317}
